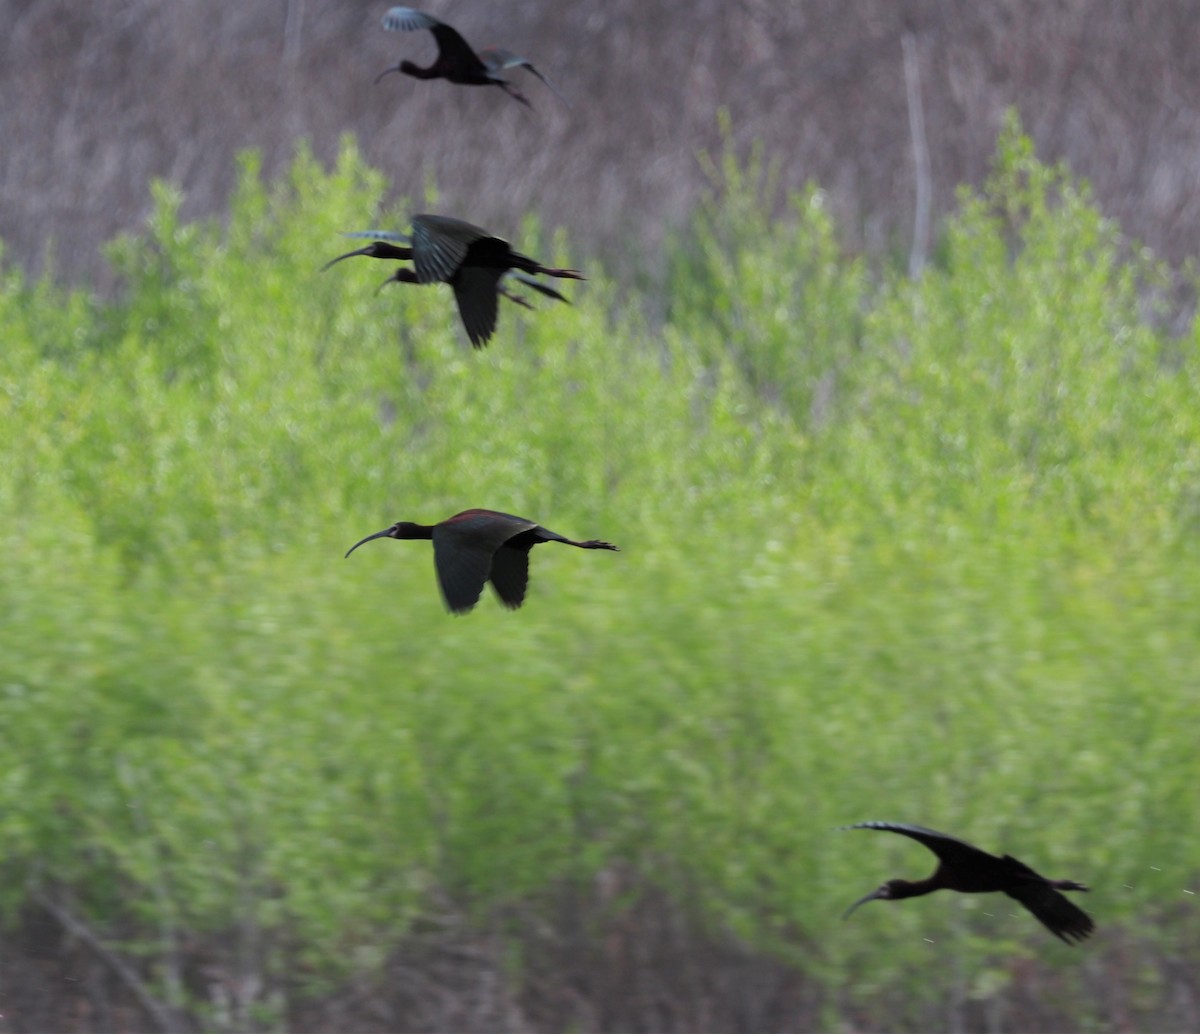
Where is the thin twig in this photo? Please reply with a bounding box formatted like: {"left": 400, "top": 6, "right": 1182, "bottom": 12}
{"left": 31, "top": 886, "right": 183, "bottom": 1034}
{"left": 902, "top": 31, "right": 932, "bottom": 279}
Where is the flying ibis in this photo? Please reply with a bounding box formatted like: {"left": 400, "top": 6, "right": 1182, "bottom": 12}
{"left": 345, "top": 508, "right": 618, "bottom": 613}
{"left": 842, "top": 821, "right": 1094, "bottom": 945}
{"left": 322, "top": 215, "right": 583, "bottom": 348}
{"left": 376, "top": 7, "right": 566, "bottom": 108}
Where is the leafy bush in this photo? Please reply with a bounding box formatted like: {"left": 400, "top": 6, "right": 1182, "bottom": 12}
{"left": 1, "top": 120, "right": 1197, "bottom": 1028}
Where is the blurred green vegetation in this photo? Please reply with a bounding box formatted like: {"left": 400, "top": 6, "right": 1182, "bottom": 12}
{"left": 1, "top": 116, "right": 1198, "bottom": 1027}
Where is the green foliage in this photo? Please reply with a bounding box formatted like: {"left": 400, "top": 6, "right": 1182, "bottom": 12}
{"left": 1, "top": 120, "right": 1198, "bottom": 1025}
{"left": 668, "top": 116, "right": 868, "bottom": 422}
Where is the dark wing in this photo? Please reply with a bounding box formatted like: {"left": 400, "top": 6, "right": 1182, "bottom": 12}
{"left": 844, "top": 821, "right": 994, "bottom": 869}
{"left": 432, "top": 511, "right": 538, "bottom": 611}
{"left": 488, "top": 544, "right": 532, "bottom": 609}
{"left": 411, "top": 215, "right": 490, "bottom": 284}
{"left": 383, "top": 6, "right": 486, "bottom": 70}
{"left": 1001, "top": 853, "right": 1094, "bottom": 945}
{"left": 430, "top": 529, "right": 493, "bottom": 614}
{"left": 451, "top": 266, "right": 504, "bottom": 347}
{"left": 479, "top": 47, "right": 569, "bottom": 104}
{"left": 1004, "top": 878, "right": 1094, "bottom": 945}
{"left": 429, "top": 24, "right": 489, "bottom": 74}
{"left": 446, "top": 509, "right": 538, "bottom": 534}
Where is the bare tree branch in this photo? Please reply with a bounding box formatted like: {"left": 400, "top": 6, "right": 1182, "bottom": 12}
{"left": 30, "top": 886, "right": 185, "bottom": 1034}
{"left": 903, "top": 30, "right": 932, "bottom": 280}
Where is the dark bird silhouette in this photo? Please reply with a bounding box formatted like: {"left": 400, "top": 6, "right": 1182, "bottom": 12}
{"left": 322, "top": 216, "right": 583, "bottom": 348}
{"left": 842, "top": 821, "right": 1094, "bottom": 945}
{"left": 376, "top": 7, "right": 565, "bottom": 108}
{"left": 345, "top": 509, "right": 619, "bottom": 614}
{"left": 321, "top": 233, "right": 565, "bottom": 309}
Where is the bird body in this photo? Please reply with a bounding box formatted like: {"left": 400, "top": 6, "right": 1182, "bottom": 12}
{"left": 842, "top": 821, "right": 1094, "bottom": 945}
{"left": 406, "top": 215, "right": 579, "bottom": 284}
{"left": 322, "top": 216, "right": 583, "bottom": 347}
{"left": 377, "top": 7, "right": 564, "bottom": 107}
{"left": 345, "top": 508, "right": 618, "bottom": 613}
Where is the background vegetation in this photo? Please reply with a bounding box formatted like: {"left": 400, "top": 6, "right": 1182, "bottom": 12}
{"left": 1, "top": 121, "right": 1199, "bottom": 1032}
{"left": 7, "top": 0, "right": 1200, "bottom": 290}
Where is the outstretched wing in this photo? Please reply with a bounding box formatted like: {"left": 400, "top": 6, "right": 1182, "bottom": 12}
{"left": 342, "top": 230, "right": 413, "bottom": 244}
{"left": 431, "top": 530, "right": 493, "bottom": 614}
{"left": 1000, "top": 853, "right": 1093, "bottom": 944}
{"left": 479, "top": 47, "right": 569, "bottom": 105}
{"left": 451, "top": 266, "right": 504, "bottom": 347}
{"left": 383, "top": 7, "right": 485, "bottom": 69}
{"left": 1004, "top": 877, "right": 1094, "bottom": 944}
{"left": 411, "top": 214, "right": 490, "bottom": 284}
{"left": 844, "top": 821, "right": 994, "bottom": 869}
{"left": 488, "top": 545, "right": 532, "bottom": 609}
{"left": 432, "top": 511, "right": 537, "bottom": 612}
{"left": 382, "top": 7, "right": 444, "bottom": 33}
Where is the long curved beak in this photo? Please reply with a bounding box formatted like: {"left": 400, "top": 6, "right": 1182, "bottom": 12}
{"left": 842, "top": 888, "right": 886, "bottom": 921}
{"left": 321, "top": 247, "right": 376, "bottom": 273}
{"left": 345, "top": 528, "right": 394, "bottom": 558}
{"left": 374, "top": 65, "right": 401, "bottom": 85}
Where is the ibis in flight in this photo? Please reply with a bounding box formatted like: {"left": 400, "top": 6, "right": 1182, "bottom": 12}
{"left": 841, "top": 821, "right": 1094, "bottom": 945}
{"left": 322, "top": 215, "right": 583, "bottom": 348}
{"left": 345, "top": 508, "right": 619, "bottom": 614}
{"left": 376, "top": 7, "right": 566, "bottom": 108}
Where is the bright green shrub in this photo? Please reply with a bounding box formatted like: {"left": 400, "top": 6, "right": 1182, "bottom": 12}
{"left": 1, "top": 118, "right": 1197, "bottom": 1025}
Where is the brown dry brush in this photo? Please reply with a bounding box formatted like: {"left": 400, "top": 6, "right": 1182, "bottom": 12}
{"left": 4, "top": 0, "right": 1200, "bottom": 291}
{"left": 5, "top": 878, "right": 1200, "bottom": 1033}
{"left": 4, "top": 873, "right": 822, "bottom": 1034}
